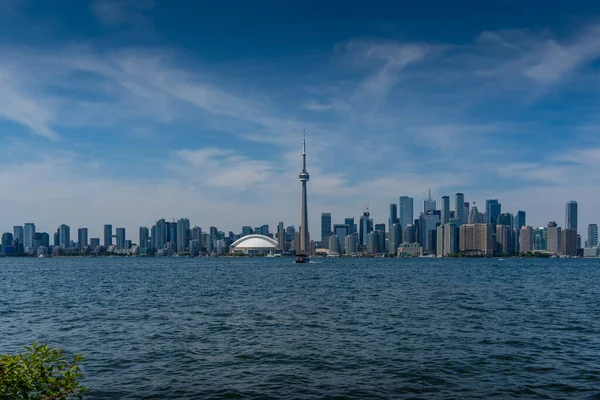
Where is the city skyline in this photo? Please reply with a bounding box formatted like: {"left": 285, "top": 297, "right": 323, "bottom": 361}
{"left": 1, "top": 2, "right": 600, "bottom": 237}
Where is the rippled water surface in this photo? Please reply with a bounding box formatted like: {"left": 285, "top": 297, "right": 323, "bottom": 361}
{"left": 2, "top": 257, "right": 600, "bottom": 399}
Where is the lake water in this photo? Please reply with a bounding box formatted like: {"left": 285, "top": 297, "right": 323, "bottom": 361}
{"left": 1, "top": 257, "right": 600, "bottom": 399}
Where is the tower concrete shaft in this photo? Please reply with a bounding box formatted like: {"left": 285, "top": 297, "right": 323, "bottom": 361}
{"left": 299, "top": 134, "right": 310, "bottom": 253}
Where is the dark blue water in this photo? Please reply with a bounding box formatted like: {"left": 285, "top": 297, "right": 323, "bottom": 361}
{"left": 2, "top": 257, "right": 600, "bottom": 399}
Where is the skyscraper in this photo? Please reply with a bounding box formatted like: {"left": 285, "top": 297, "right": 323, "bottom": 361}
{"left": 359, "top": 210, "right": 373, "bottom": 248}
{"left": 153, "top": 219, "right": 167, "bottom": 251}
{"left": 546, "top": 221, "right": 561, "bottom": 254}
{"left": 515, "top": 211, "right": 526, "bottom": 230}
{"left": 423, "top": 189, "right": 436, "bottom": 213}
{"left": 176, "top": 218, "right": 190, "bottom": 253}
{"left": 441, "top": 196, "right": 450, "bottom": 224}
{"left": 399, "top": 196, "right": 413, "bottom": 229}
{"left": 565, "top": 201, "right": 578, "bottom": 232}
{"left": 321, "top": 213, "right": 332, "bottom": 248}
{"left": 104, "top": 224, "right": 113, "bottom": 247}
{"left": 23, "top": 223, "right": 35, "bottom": 250}
{"left": 298, "top": 134, "right": 310, "bottom": 254}
{"left": 485, "top": 199, "right": 501, "bottom": 226}
{"left": 13, "top": 226, "right": 23, "bottom": 245}
{"left": 520, "top": 226, "right": 534, "bottom": 253}
{"left": 78, "top": 228, "right": 88, "bottom": 250}
{"left": 389, "top": 223, "right": 401, "bottom": 255}
{"left": 58, "top": 224, "right": 70, "bottom": 249}
{"left": 455, "top": 193, "right": 465, "bottom": 225}
{"left": 139, "top": 227, "right": 149, "bottom": 249}
{"left": 345, "top": 217, "right": 356, "bottom": 235}
{"left": 389, "top": 204, "right": 398, "bottom": 229}
{"left": 587, "top": 224, "right": 598, "bottom": 248}
{"left": 116, "top": 228, "right": 126, "bottom": 248}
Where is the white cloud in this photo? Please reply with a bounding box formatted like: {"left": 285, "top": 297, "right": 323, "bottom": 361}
{"left": 0, "top": 70, "right": 58, "bottom": 140}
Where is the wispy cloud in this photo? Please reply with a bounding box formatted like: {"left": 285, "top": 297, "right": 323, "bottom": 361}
{"left": 0, "top": 70, "right": 58, "bottom": 140}
{"left": 91, "top": 0, "right": 154, "bottom": 27}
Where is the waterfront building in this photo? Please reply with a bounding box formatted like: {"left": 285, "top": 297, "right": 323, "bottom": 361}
{"left": 496, "top": 224, "right": 512, "bottom": 254}
{"left": 176, "top": 218, "right": 190, "bottom": 253}
{"left": 519, "top": 226, "right": 534, "bottom": 253}
{"left": 78, "top": 228, "right": 88, "bottom": 250}
{"left": 333, "top": 224, "right": 349, "bottom": 253}
{"left": 367, "top": 231, "right": 383, "bottom": 254}
{"left": 321, "top": 213, "right": 332, "bottom": 249}
{"left": 584, "top": 247, "right": 600, "bottom": 257}
{"left": 565, "top": 201, "right": 578, "bottom": 232}
{"left": 436, "top": 223, "right": 457, "bottom": 257}
{"left": 58, "top": 224, "right": 70, "bottom": 249}
{"left": 13, "top": 226, "right": 23, "bottom": 246}
{"left": 455, "top": 193, "right": 465, "bottom": 225}
{"left": 116, "top": 228, "right": 126, "bottom": 249}
{"left": 344, "top": 234, "right": 357, "bottom": 255}
{"left": 375, "top": 223, "right": 386, "bottom": 252}
{"left": 298, "top": 134, "right": 310, "bottom": 254}
{"left": 546, "top": 221, "right": 561, "bottom": 254}
{"left": 418, "top": 210, "right": 440, "bottom": 254}
{"left": 90, "top": 238, "right": 100, "bottom": 248}
{"left": 23, "top": 223, "right": 35, "bottom": 251}
{"left": 139, "top": 227, "right": 149, "bottom": 250}
{"left": 398, "top": 243, "right": 423, "bottom": 257}
{"left": 328, "top": 235, "right": 339, "bottom": 254}
{"left": 533, "top": 227, "right": 547, "bottom": 251}
{"left": 167, "top": 222, "right": 177, "bottom": 244}
{"left": 561, "top": 229, "right": 577, "bottom": 256}
{"left": 124, "top": 240, "right": 132, "bottom": 249}
{"left": 459, "top": 223, "right": 494, "bottom": 256}
{"left": 153, "top": 219, "right": 167, "bottom": 251}
{"left": 423, "top": 190, "right": 436, "bottom": 213}
{"left": 230, "top": 234, "right": 277, "bottom": 255}
{"left": 1, "top": 233, "right": 13, "bottom": 248}
{"left": 189, "top": 239, "right": 201, "bottom": 256}
{"left": 104, "top": 224, "right": 113, "bottom": 247}
{"left": 389, "top": 223, "right": 402, "bottom": 255}
{"left": 587, "top": 224, "right": 598, "bottom": 248}
{"left": 389, "top": 204, "right": 398, "bottom": 229}
{"left": 399, "top": 196, "right": 414, "bottom": 229}
{"left": 359, "top": 210, "right": 373, "bottom": 249}
{"left": 441, "top": 196, "right": 450, "bottom": 224}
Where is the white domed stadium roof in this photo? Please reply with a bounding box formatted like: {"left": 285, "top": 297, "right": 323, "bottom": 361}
{"left": 231, "top": 234, "right": 277, "bottom": 249}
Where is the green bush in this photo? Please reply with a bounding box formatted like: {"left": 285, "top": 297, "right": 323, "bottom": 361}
{"left": 0, "top": 342, "right": 84, "bottom": 399}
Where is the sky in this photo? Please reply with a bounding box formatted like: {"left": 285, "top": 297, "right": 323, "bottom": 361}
{"left": 1, "top": 0, "right": 600, "bottom": 240}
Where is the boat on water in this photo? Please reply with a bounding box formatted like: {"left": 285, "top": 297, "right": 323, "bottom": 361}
{"left": 295, "top": 254, "right": 309, "bottom": 263}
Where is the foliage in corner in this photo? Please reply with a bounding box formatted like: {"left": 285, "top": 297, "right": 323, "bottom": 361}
{"left": 0, "top": 341, "right": 84, "bottom": 399}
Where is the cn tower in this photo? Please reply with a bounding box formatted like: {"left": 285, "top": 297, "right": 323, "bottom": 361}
{"left": 299, "top": 133, "right": 310, "bottom": 254}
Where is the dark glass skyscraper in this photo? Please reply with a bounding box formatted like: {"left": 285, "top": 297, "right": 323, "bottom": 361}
{"left": 104, "top": 224, "right": 113, "bottom": 247}
{"left": 565, "top": 201, "right": 578, "bottom": 232}
{"left": 321, "top": 213, "right": 332, "bottom": 248}
{"left": 485, "top": 199, "right": 501, "bottom": 225}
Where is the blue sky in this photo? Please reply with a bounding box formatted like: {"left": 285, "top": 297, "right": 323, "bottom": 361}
{"left": 1, "top": 0, "right": 600, "bottom": 239}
